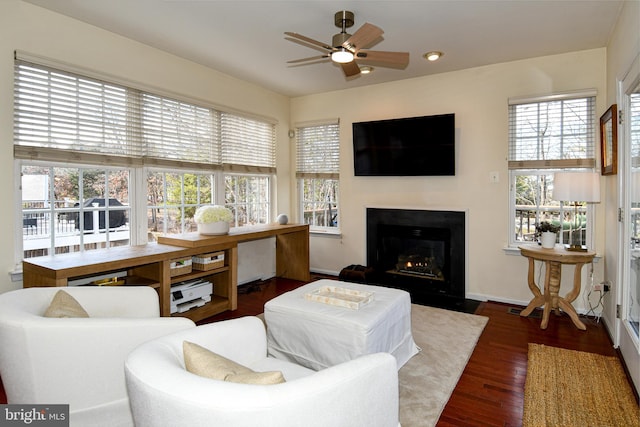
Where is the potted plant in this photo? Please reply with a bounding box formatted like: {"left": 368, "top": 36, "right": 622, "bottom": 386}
{"left": 535, "top": 221, "right": 560, "bottom": 249}
{"left": 194, "top": 205, "right": 233, "bottom": 235}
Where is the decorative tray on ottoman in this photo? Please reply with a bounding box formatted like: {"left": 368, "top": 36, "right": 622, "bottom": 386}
{"left": 304, "top": 285, "right": 374, "bottom": 310}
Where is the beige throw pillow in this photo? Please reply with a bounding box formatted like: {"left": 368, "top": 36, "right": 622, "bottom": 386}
{"left": 183, "top": 341, "right": 285, "bottom": 385}
{"left": 44, "top": 290, "right": 90, "bottom": 318}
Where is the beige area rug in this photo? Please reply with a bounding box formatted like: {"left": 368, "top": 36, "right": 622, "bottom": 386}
{"left": 524, "top": 344, "right": 640, "bottom": 427}
{"left": 399, "top": 304, "right": 488, "bottom": 427}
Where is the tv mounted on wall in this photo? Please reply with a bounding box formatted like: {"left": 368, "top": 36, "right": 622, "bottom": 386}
{"left": 352, "top": 113, "right": 455, "bottom": 176}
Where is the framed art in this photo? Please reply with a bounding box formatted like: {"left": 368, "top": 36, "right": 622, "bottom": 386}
{"left": 600, "top": 104, "right": 618, "bottom": 176}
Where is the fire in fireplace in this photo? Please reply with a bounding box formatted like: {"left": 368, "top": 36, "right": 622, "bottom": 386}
{"left": 366, "top": 208, "right": 465, "bottom": 303}
{"left": 395, "top": 249, "right": 444, "bottom": 280}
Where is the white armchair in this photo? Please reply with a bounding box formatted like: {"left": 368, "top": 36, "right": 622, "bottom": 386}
{"left": 0, "top": 286, "right": 196, "bottom": 427}
{"left": 125, "top": 316, "right": 400, "bottom": 427}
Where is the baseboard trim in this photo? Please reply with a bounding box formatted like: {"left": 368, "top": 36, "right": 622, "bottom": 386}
{"left": 310, "top": 268, "right": 340, "bottom": 277}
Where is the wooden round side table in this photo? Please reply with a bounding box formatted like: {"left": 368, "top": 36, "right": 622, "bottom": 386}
{"left": 519, "top": 245, "right": 596, "bottom": 330}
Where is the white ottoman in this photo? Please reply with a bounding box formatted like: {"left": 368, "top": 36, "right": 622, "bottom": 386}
{"left": 264, "top": 279, "right": 420, "bottom": 370}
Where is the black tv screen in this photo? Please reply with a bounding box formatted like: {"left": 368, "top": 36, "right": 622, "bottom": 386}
{"left": 352, "top": 113, "right": 455, "bottom": 176}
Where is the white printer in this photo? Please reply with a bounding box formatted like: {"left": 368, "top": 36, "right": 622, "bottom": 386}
{"left": 170, "top": 278, "right": 213, "bottom": 314}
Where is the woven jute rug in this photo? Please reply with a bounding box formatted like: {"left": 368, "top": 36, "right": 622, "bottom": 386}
{"left": 524, "top": 343, "right": 639, "bottom": 427}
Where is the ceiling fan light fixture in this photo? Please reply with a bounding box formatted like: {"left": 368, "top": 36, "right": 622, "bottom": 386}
{"left": 360, "top": 66, "right": 373, "bottom": 74}
{"left": 331, "top": 48, "right": 354, "bottom": 64}
{"left": 424, "top": 51, "right": 443, "bottom": 61}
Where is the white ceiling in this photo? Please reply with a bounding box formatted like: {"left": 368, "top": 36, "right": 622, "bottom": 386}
{"left": 22, "top": 0, "right": 624, "bottom": 97}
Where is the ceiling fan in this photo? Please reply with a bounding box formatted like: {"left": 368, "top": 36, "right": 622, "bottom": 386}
{"left": 285, "top": 10, "right": 409, "bottom": 77}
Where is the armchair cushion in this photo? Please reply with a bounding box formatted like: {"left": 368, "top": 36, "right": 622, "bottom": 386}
{"left": 183, "top": 341, "right": 285, "bottom": 384}
{"left": 44, "top": 290, "right": 89, "bottom": 318}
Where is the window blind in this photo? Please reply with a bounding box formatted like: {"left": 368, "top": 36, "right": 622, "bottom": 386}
{"left": 296, "top": 121, "right": 340, "bottom": 179}
{"left": 14, "top": 59, "right": 276, "bottom": 173}
{"left": 142, "top": 94, "right": 219, "bottom": 165}
{"left": 14, "top": 61, "right": 145, "bottom": 165}
{"left": 221, "top": 113, "right": 276, "bottom": 173}
{"left": 508, "top": 95, "right": 596, "bottom": 169}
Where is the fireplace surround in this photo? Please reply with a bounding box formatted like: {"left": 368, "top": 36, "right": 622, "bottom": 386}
{"left": 366, "top": 208, "right": 466, "bottom": 306}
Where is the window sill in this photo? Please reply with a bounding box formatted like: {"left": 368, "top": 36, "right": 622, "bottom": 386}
{"left": 310, "top": 228, "right": 342, "bottom": 237}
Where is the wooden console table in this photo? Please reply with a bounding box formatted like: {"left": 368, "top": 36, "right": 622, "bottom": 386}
{"left": 23, "top": 224, "right": 310, "bottom": 322}
{"left": 519, "top": 245, "right": 596, "bottom": 330}
{"left": 158, "top": 223, "right": 310, "bottom": 283}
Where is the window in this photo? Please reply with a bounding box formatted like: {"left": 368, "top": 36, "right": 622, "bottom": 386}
{"left": 296, "top": 121, "right": 340, "bottom": 231}
{"left": 225, "top": 174, "right": 271, "bottom": 227}
{"left": 508, "top": 92, "right": 597, "bottom": 247}
{"left": 21, "top": 163, "right": 131, "bottom": 258}
{"left": 221, "top": 113, "right": 275, "bottom": 227}
{"left": 146, "top": 170, "right": 215, "bottom": 239}
{"left": 14, "top": 57, "right": 275, "bottom": 260}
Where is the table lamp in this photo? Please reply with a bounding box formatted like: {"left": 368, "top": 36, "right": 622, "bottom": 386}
{"left": 553, "top": 172, "right": 600, "bottom": 251}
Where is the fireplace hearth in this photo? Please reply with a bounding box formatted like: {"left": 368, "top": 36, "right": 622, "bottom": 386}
{"left": 366, "top": 208, "right": 475, "bottom": 311}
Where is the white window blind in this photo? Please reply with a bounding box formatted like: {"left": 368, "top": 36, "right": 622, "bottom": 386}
{"left": 296, "top": 121, "right": 340, "bottom": 179}
{"left": 14, "top": 59, "right": 276, "bottom": 173}
{"left": 508, "top": 94, "right": 596, "bottom": 169}
{"left": 142, "top": 94, "right": 219, "bottom": 165}
{"left": 14, "top": 61, "right": 145, "bottom": 164}
{"left": 221, "top": 113, "right": 275, "bottom": 173}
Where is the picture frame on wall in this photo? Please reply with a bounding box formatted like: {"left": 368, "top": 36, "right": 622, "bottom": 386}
{"left": 600, "top": 104, "right": 618, "bottom": 176}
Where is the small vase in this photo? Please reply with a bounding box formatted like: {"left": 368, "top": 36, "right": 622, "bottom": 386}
{"left": 197, "top": 221, "right": 230, "bottom": 236}
{"left": 540, "top": 231, "right": 557, "bottom": 249}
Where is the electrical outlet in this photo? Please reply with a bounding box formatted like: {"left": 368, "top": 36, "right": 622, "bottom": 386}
{"left": 603, "top": 282, "right": 611, "bottom": 292}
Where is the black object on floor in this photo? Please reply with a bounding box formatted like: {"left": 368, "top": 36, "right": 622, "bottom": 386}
{"left": 238, "top": 280, "right": 268, "bottom": 295}
{"left": 411, "top": 294, "right": 481, "bottom": 315}
{"left": 338, "top": 264, "right": 375, "bottom": 284}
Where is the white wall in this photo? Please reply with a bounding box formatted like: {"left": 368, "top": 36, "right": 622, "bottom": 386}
{"left": 291, "top": 49, "right": 608, "bottom": 308}
{"left": 0, "top": 0, "right": 290, "bottom": 293}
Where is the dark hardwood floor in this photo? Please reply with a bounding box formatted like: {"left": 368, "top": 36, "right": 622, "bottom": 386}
{"left": 1, "top": 275, "right": 635, "bottom": 427}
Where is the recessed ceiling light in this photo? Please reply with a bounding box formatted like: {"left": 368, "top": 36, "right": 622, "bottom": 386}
{"left": 423, "top": 51, "right": 443, "bottom": 61}
{"left": 360, "top": 66, "right": 373, "bottom": 74}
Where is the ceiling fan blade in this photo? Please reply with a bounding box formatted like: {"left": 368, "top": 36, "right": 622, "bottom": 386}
{"left": 287, "top": 55, "right": 330, "bottom": 64}
{"left": 343, "top": 23, "right": 383, "bottom": 51}
{"left": 284, "top": 32, "right": 334, "bottom": 51}
{"left": 285, "top": 37, "right": 333, "bottom": 55}
{"left": 356, "top": 50, "right": 410, "bottom": 68}
{"left": 341, "top": 61, "right": 361, "bottom": 77}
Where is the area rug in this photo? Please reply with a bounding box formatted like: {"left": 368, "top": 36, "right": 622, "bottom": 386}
{"left": 523, "top": 343, "right": 640, "bottom": 427}
{"left": 399, "top": 304, "right": 488, "bottom": 427}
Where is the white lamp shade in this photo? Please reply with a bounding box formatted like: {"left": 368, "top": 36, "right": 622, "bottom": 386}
{"left": 553, "top": 172, "right": 601, "bottom": 203}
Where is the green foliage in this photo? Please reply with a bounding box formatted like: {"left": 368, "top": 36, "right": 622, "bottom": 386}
{"left": 535, "top": 221, "right": 560, "bottom": 238}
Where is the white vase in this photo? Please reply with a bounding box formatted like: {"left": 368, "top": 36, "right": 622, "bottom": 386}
{"left": 197, "top": 221, "right": 229, "bottom": 235}
{"left": 540, "top": 231, "right": 557, "bottom": 249}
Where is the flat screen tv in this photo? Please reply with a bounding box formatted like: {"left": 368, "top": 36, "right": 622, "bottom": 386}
{"left": 352, "top": 113, "right": 455, "bottom": 176}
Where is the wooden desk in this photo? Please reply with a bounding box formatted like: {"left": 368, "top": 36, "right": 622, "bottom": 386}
{"left": 158, "top": 223, "right": 310, "bottom": 282}
{"left": 519, "top": 245, "right": 596, "bottom": 330}
{"left": 23, "top": 224, "right": 310, "bottom": 322}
